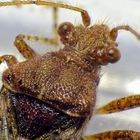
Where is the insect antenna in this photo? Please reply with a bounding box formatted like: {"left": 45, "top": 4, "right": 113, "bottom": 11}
{"left": 110, "top": 25, "right": 140, "bottom": 41}
{"left": 0, "top": 0, "right": 90, "bottom": 27}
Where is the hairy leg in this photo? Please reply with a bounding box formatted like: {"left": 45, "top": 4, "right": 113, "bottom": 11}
{"left": 84, "top": 130, "right": 140, "bottom": 140}
{"left": 95, "top": 94, "right": 140, "bottom": 114}
{"left": 14, "top": 7, "right": 59, "bottom": 59}
{"left": 0, "top": 55, "right": 18, "bottom": 66}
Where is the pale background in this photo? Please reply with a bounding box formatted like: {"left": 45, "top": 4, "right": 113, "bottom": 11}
{"left": 0, "top": 0, "right": 140, "bottom": 136}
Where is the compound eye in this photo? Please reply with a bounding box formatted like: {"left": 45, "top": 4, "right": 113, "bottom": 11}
{"left": 106, "top": 47, "right": 121, "bottom": 63}
{"left": 58, "top": 22, "right": 77, "bottom": 46}
{"left": 58, "top": 22, "right": 74, "bottom": 37}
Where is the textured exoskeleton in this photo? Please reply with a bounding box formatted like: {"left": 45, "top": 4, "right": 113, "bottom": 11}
{"left": 0, "top": 1, "right": 140, "bottom": 140}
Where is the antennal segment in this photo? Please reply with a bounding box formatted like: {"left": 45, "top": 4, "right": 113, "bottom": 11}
{"left": 0, "top": 0, "right": 90, "bottom": 26}
{"left": 110, "top": 25, "right": 140, "bottom": 41}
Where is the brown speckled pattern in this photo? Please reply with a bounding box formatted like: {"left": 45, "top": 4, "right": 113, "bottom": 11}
{"left": 3, "top": 52, "right": 100, "bottom": 117}
{"left": 1, "top": 16, "right": 139, "bottom": 138}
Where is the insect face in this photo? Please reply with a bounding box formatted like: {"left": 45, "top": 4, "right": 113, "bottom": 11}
{"left": 58, "top": 22, "right": 121, "bottom": 66}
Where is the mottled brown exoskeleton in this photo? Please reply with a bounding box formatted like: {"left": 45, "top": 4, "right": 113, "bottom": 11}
{"left": 0, "top": 1, "right": 140, "bottom": 140}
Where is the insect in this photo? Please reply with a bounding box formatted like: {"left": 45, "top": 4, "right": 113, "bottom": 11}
{"left": 0, "top": 0, "right": 140, "bottom": 140}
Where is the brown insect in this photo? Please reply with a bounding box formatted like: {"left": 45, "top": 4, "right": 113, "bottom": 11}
{"left": 0, "top": 0, "right": 140, "bottom": 140}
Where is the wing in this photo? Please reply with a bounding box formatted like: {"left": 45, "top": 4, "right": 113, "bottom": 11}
{"left": 9, "top": 92, "right": 85, "bottom": 139}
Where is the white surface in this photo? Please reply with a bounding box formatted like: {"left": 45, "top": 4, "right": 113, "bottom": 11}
{"left": 0, "top": 0, "right": 140, "bottom": 136}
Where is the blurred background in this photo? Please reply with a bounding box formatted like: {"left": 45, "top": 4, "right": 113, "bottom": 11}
{"left": 0, "top": 0, "right": 140, "bottom": 136}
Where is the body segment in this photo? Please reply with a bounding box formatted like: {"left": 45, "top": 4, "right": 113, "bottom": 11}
{"left": 3, "top": 51, "right": 100, "bottom": 117}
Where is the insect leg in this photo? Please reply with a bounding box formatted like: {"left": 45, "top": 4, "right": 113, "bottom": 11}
{"left": 84, "top": 130, "right": 140, "bottom": 140}
{"left": 53, "top": 7, "right": 59, "bottom": 45}
{"left": 14, "top": 34, "right": 39, "bottom": 59}
{"left": 0, "top": 55, "right": 18, "bottom": 67}
{"left": 0, "top": 86, "right": 19, "bottom": 140}
{"left": 14, "top": 7, "right": 59, "bottom": 59}
{"left": 94, "top": 94, "right": 140, "bottom": 114}
{"left": 14, "top": 33, "right": 61, "bottom": 59}
{"left": 0, "top": 100, "right": 9, "bottom": 140}
{"left": 0, "top": 55, "right": 19, "bottom": 139}
{"left": 110, "top": 25, "right": 140, "bottom": 41}
{"left": 0, "top": 87, "right": 10, "bottom": 140}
